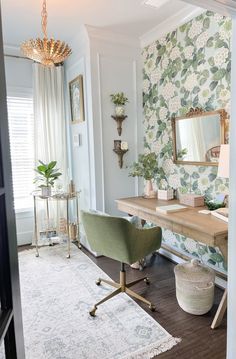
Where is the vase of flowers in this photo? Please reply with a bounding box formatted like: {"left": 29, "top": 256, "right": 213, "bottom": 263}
{"left": 110, "top": 92, "right": 128, "bottom": 116}
{"left": 34, "top": 160, "right": 62, "bottom": 197}
{"left": 129, "top": 152, "right": 159, "bottom": 198}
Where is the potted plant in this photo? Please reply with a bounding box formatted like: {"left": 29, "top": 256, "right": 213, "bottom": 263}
{"left": 110, "top": 92, "right": 129, "bottom": 116}
{"left": 34, "top": 160, "right": 62, "bottom": 197}
{"left": 129, "top": 152, "right": 159, "bottom": 198}
{"left": 157, "top": 167, "right": 174, "bottom": 200}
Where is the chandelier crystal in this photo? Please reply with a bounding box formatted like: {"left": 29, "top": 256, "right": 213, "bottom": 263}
{"left": 21, "top": 0, "right": 72, "bottom": 66}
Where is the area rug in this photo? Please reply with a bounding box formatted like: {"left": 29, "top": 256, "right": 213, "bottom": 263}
{"left": 1, "top": 245, "right": 180, "bottom": 359}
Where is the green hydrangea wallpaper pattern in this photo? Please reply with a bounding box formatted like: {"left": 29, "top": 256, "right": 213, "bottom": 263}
{"left": 142, "top": 11, "right": 231, "bottom": 273}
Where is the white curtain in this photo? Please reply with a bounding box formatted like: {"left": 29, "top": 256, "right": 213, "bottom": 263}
{"left": 33, "top": 63, "right": 68, "bottom": 189}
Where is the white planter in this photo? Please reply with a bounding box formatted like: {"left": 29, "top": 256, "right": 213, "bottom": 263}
{"left": 158, "top": 188, "right": 174, "bottom": 200}
{"left": 115, "top": 105, "right": 125, "bottom": 116}
{"left": 41, "top": 186, "right": 51, "bottom": 197}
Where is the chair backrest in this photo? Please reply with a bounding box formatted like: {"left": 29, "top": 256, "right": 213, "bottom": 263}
{"left": 81, "top": 210, "right": 162, "bottom": 264}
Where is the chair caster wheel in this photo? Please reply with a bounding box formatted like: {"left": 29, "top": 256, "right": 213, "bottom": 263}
{"left": 89, "top": 307, "right": 97, "bottom": 317}
{"left": 35, "top": 253, "right": 39, "bottom": 258}
{"left": 149, "top": 304, "right": 156, "bottom": 312}
{"left": 144, "top": 278, "right": 150, "bottom": 285}
{"left": 96, "top": 279, "right": 101, "bottom": 286}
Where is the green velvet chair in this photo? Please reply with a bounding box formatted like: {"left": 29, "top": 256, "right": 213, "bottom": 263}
{"left": 81, "top": 210, "right": 162, "bottom": 316}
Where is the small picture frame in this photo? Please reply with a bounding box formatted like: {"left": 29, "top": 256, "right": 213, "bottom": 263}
{"left": 69, "top": 75, "right": 85, "bottom": 123}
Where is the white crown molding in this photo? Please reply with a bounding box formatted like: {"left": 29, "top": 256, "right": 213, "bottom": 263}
{"left": 85, "top": 25, "right": 140, "bottom": 48}
{"left": 181, "top": 0, "right": 236, "bottom": 17}
{"left": 140, "top": 4, "right": 204, "bottom": 48}
{"left": 4, "top": 44, "right": 21, "bottom": 56}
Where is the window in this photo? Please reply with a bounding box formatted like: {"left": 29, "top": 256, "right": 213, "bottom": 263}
{"left": 7, "top": 95, "right": 34, "bottom": 210}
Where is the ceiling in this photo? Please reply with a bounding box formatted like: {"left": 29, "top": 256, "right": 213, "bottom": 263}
{"left": 2, "top": 0, "right": 197, "bottom": 47}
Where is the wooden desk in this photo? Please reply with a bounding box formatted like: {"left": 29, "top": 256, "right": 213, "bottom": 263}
{"left": 116, "top": 196, "right": 228, "bottom": 329}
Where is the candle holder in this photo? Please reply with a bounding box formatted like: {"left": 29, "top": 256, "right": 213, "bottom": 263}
{"left": 113, "top": 148, "right": 128, "bottom": 168}
{"left": 111, "top": 115, "right": 127, "bottom": 136}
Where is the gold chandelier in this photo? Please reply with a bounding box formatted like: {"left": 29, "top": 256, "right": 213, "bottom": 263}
{"left": 21, "top": 0, "right": 72, "bottom": 66}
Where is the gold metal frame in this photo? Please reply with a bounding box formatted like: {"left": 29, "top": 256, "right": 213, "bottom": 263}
{"left": 171, "top": 107, "right": 228, "bottom": 166}
{"left": 89, "top": 264, "right": 155, "bottom": 317}
{"left": 69, "top": 75, "right": 85, "bottom": 124}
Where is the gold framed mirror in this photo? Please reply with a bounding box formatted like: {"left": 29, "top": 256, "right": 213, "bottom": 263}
{"left": 172, "top": 108, "right": 228, "bottom": 166}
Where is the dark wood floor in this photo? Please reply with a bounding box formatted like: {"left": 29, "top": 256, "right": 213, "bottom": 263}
{"left": 19, "top": 244, "right": 226, "bottom": 358}
{"left": 83, "top": 247, "right": 226, "bottom": 359}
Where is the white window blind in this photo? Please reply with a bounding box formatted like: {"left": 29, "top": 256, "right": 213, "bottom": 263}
{"left": 7, "top": 95, "right": 34, "bottom": 210}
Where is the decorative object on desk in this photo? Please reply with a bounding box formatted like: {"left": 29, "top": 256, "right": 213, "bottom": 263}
{"left": 110, "top": 92, "right": 128, "bottom": 117}
{"left": 205, "top": 196, "right": 226, "bottom": 211}
{"left": 129, "top": 152, "right": 159, "bottom": 198}
{"left": 174, "top": 259, "right": 215, "bottom": 315}
{"left": 179, "top": 193, "right": 205, "bottom": 207}
{"left": 158, "top": 188, "right": 174, "bottom": 201}
{"left": 156, "top": 204, "right": 187, "bottom": 214}
{"left": 34, "top": 160, "right": 62, "bottom": 197}
{"left": 69, "top": 75, "right": 85, "bottom": 123}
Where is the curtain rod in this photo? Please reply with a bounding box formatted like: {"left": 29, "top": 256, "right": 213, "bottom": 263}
{"left": 4, "top": 54, "right": 32, "bottom": 61}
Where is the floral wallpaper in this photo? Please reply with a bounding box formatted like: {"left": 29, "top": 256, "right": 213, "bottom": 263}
{"left": 142, "top": 11, "right": 231, "bottom": 274}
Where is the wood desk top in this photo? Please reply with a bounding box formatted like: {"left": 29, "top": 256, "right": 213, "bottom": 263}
{"left": 116, "top": 197, "right": 228, "bottom": 247}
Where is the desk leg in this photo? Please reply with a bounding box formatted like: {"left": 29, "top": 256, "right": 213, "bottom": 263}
{"left": 66, "top": 198, "right": 70, "bottom": 258}
{"left": 211, "top": 289, "right": 227, "bottom": 329}
{"left": 34, "top": 196, "right": 39, "bottom": 257}
{"left": 211, "top": 243, "right": 227, "bottom": 329}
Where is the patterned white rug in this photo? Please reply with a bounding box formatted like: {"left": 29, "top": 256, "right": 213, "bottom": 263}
{"left": 1, "top": 245, "right": 180, "bottom": 359}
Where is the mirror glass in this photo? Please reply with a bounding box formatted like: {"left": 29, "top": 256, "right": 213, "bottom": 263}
{"left": 172, "top": 110, "right": 226, "bottom": 165}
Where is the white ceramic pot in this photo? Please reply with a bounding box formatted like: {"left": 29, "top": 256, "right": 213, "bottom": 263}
{"left": 115, "top": 105, "right": 125, "bottom": 117}
{"left": 41, "top": 186, "right": 51, "bottom": 197}
{"left": 158, "top": 188, "right": 174, "bottom": 201}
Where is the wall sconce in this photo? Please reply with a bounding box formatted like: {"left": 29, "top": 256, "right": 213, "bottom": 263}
{"left": 111, "top": 115, "right": 127, "bottom": 136}
{"left": 113, "top": 140, "right": 129, "bottom": 168}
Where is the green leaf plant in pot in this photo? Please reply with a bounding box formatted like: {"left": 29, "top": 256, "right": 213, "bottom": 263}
{"left": 34, "top": 160, "right": 62, "bottom": 197}
{"left": 110, "top": 92, "right": 129, "bottom": 117}
{"left": 129, "top": 152, "right": 159, "bottom": 198}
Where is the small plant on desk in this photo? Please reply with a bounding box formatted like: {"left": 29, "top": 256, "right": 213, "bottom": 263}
{"left": 129, "top": 152, "right": 159, "bottom": 198}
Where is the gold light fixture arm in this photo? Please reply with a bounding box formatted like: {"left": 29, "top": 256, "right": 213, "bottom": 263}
{"left": 41, "top": 0, "right": 48, "bottom": 39}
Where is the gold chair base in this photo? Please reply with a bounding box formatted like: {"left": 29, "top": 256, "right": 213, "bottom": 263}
{"left": 89, "top": 269, "right": 155, "bottom": 316}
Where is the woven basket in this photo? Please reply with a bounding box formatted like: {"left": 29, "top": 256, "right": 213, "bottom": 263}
{"left": 174, "top": 259, "right": 215, "bottom": 315}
